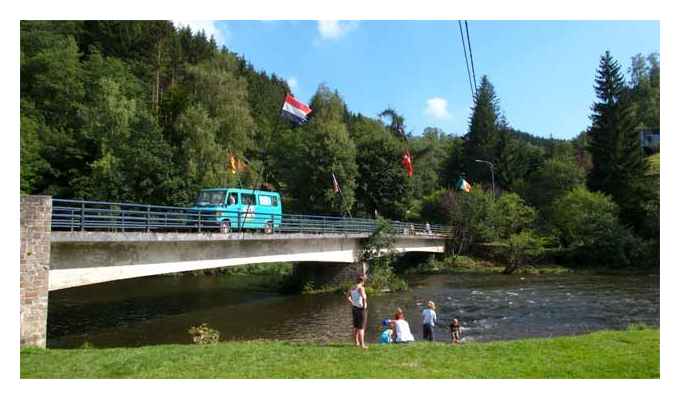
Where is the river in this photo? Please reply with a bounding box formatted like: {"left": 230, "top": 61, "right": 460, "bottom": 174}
{"left": 46, "top": 271, "right": 659, "bottom": 348}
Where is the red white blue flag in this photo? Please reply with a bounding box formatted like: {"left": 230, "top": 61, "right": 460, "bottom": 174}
{"left": 281, "top": 94, "right": 312, "bottom": 125}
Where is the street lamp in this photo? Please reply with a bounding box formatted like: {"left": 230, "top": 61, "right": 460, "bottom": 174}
{"left": 475, "top": 159, "right": 495, "bottom": 198}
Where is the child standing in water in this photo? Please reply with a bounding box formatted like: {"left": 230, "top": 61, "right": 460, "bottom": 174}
{"left": 421, "top": 301, "right": 437, "bottom": 341}
{"left": 450, "top": 318, "right": 462, "bottom": 344}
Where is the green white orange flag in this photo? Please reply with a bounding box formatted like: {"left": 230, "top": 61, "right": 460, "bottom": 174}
{"left": 456, "top": 176, "right": 472, "bottom": 192}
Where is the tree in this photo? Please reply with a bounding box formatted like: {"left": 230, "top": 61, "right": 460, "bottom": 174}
{"left": 551, "top": 187, "right": 633, "bottom": 267}
{"left": 175, "top": 104, "right": 231, "bottom": 193}
{"left": 433, "top": 189, "right": 495, "bottom": 255}
{"left": 409, "top": 127, "right": 454, "bottom": 197}
{"left": 588, "top": 51, "right": 651, "bottom": 232}
{"left": 379, "top": 108, "right": 407, "bottom": 139}
{"left": 184, "top": 55, "right": 256, "bottom": 156}
{"left": 588, "top": 51, "right": 650, "bottom": 234}
{"left": 500, "top": 231, "right": 547, "bottom": 274}
{"left": 440, "top": 136, "right": 466, "bottom": 189}
{"left": 628, "top": 53, "right": 660, "bottom": 130}
{"left": 494, "top": 130, "right": 544, "bottom": 192}
{"left": 351, "top": 115, "right": 411, "bottom": 219}
{"left": 463, "top": 75, "right": 501, "bottom": 184}
{"left": 491, "top": 193, "right": 536, "bottom": 240}
{"left": 276, "top": 85, "right": 358, "bottom": 215}
{"left": 525, "top": 158, "right": 586, "bottom": 212}
{"left": 20, "top": 100, "right": 48, "bottom": 193}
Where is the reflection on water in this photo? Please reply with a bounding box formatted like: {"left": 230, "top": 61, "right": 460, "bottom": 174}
{"left": 47, "top": 271, "right": 659, "bottom": 348}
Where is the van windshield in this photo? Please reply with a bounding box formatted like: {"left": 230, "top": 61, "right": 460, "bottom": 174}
{"left": 195, "top": 190, "right": 226, "bottom": 206}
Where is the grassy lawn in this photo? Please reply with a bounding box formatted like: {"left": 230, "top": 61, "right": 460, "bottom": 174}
{"left": 21, "top": 328, "right": 659, "bottom": 378}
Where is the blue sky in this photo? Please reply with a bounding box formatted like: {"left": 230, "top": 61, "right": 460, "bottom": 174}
{"left": 176, "top": 20, "right": 659, "bottom": 139}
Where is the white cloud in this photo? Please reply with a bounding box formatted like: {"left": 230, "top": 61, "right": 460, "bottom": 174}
{"left": 317, "top": 20, "right": 358, "bottom": 40}
{"left": 424, "top": 97, "right": 452, "bottom": 120}
{"left": 287, "top": 77, "right": 299, "bottom": 92}
{"left": 173, "top": 20, "right": 228, "bottom": 46}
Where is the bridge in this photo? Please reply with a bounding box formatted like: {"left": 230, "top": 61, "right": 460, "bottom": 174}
{"left": 20, "top": 196, "right": 451, "bottom": 347}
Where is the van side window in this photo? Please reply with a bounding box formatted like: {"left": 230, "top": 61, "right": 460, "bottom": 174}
{"left": 227, "top": 193, "right": 238, "bottom": 205}
{"left": 242, "top": 193, "right": 255, "bottom": 206}
{"left": 272, "top": 196, "right": 279, "bottom": 207}
{"left": 259, "top": 195, "right": 272, "bottom": 206}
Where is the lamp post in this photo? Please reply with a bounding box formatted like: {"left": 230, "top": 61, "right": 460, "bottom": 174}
{"left": 475, "top": 159, "right": 495, "bottom": 198}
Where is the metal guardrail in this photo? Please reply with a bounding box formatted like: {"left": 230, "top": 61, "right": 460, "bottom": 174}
{"left": 51, "top": 199, "right": 452, "bottom": 237}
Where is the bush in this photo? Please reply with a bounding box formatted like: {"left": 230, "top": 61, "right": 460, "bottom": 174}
{"left": 188, "top": 323, "right": 220, "bottom": 344}
{"left": 433, "top": 189, "right": 495, "bottom": 255}
{"left": 491, "top": 193, "right": 537, "bottom": 240}
{"left": 499, "top": 230, "right": 547, "bottom": 274}
{"left": 361, "top": 217, "right": 407, "bottom": 292}
{"left": 551, "top": 187, "right": 634, "bottom": 268}
{"left": 525, "top": 158, "right": 586, "bottom": 210}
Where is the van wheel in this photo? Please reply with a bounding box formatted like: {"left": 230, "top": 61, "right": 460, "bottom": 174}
{"left": 265, "top": 222, "right": 273, "bottom": 234}
{"left": 220, "top": 220, "right": 231, "bottom": 234}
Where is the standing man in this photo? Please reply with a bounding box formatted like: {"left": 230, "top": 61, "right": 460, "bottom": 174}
{"left": 347, "top": 274, "right": 368, "bottom": 349}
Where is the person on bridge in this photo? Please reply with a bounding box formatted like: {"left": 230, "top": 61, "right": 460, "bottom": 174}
{"left": 347, "top": 274, "right": 368, "bottom": 349}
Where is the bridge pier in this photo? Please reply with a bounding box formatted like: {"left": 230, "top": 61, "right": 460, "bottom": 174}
{"left": 20, "top": 195, "right": 52, "bottom": 348}
{"left": 291, "top": 262, "right": 367, "bottom": 291}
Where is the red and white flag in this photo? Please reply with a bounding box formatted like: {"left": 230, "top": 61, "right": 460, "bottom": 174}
{"left": 402, "top": 150, "right": 414, "bottom": 177}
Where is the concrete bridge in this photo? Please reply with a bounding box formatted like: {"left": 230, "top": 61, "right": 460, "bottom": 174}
{"left": 20, "top": 196, "right": 447, "bottom": 347}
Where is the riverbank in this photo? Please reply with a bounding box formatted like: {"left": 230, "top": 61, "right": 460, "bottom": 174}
{"left": 403, "top": 255, "right": 571, "bottom": 275}
{"left": 404, "top": 255, "right": 659, "bottom": 276}
{"left": 22, "top": 327, "right": 659, "bottom": 378}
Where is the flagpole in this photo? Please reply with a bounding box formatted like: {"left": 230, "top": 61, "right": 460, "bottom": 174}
{"left": 333, "top": 171, "right": 353, "bottom": 219}
{"left": 239, "top": 92, "right": 288, "bottom": 234}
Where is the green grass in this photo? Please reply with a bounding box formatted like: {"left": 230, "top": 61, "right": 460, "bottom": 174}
{"left": 21, "top": 328, "right": 659, "bottom": 378}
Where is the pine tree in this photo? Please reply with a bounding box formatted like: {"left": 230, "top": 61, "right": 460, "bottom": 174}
{"left": 588, "top": 51, "right": 650, "bottom": 231}
{"left": 463, "top": 75, "right": 501, "bottom": 184}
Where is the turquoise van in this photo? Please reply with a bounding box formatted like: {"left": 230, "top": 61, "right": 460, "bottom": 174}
{"left": 192, "top": 188, "right": 282, "bottom": 233}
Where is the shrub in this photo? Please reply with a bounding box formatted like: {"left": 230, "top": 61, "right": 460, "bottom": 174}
{"left": 491, "top": 193, "right": 537, "bottom": 240}
{"left": 551, "top": 187, "right": 634, "bottom": 267}
{"left": 361, "top": 217, "right": 407, "bottom": 292}
{"left": 499, "top": 230, "right": 547, "bottom": 274}
{"left": 188, "top": 323, "right": 220, "bottom": 344}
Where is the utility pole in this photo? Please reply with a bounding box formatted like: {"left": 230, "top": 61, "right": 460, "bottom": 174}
{"left": 475, "top": 159, "right": 495, "bottom": 198}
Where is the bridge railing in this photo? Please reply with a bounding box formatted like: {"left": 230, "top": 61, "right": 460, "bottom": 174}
{"left": 51, "top": 199, "right": 452, "bottom": 237}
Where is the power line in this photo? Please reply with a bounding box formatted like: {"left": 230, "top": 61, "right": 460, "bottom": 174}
{"left": 464, "top": 21, "right": 478, "bottom": 94}
{"left": 458, "top": 20, "right": 475, "bottom": 101}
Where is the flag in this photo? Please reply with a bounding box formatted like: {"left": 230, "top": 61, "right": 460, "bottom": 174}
{"left": 401, "top": 150, "right": 413, "bottom": 177}
{"left": 228, "top": 154, "right": 246, "bottom": 174}
{"left": 332, "top": 172, "right": 341, "bottom": 193}
{"left": 281, "top": 94, "right": 312, "bottom": 125}
{"left": 456, "top": 176, "right": 472, "bottom": 192}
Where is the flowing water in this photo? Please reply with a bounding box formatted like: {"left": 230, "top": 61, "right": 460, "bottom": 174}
{"left": 47, "top": 271, "right": 659, "bottom": 348}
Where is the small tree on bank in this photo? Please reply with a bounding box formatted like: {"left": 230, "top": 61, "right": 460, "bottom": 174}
{"left": 360, "top": 217, "right": 406, "bottom": 291}
{"left": 501, "top": 230, "right": 547, "bottom": 274}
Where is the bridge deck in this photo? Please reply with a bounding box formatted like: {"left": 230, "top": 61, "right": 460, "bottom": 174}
{"left": 51, "top": 231, "right": 447, "bottom": 242}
